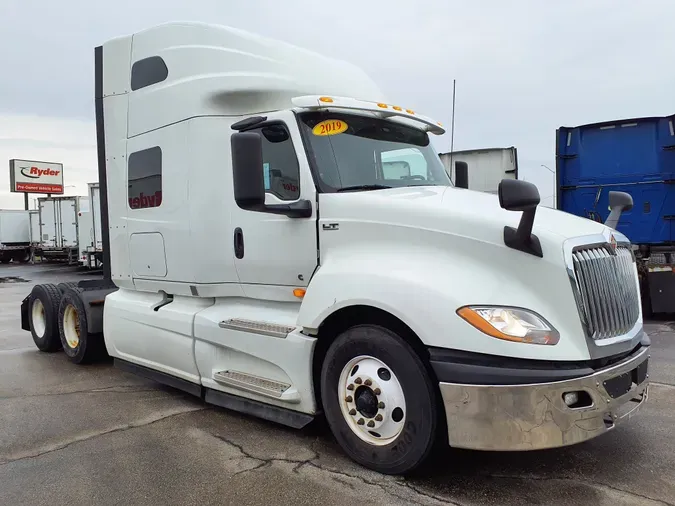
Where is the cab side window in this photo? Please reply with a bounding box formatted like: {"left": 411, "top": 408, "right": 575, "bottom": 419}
{"left": 250, "top": 124, "right": 301, "bottom": 201}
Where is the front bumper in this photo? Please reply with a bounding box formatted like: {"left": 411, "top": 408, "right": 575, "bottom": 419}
{"left": 436, "top": 344, "right": 650, "bottom": 451}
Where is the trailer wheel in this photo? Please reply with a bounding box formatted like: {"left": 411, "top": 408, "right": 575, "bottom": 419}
{"left": 16, "top": 250, "right": 31, "bottom": 263}
{"left": 58, "top": 290, "right": 106, "bottom": 364}
{"left": 28, "top": 283, "right": 63, "bottom": 352}
{"left": 320, "top": 324, "right": 439, "bottom": 475}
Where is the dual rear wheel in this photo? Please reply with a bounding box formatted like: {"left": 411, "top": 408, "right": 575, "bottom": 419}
{"left": 28, "top": 284, "right": 107, "bottom": 363}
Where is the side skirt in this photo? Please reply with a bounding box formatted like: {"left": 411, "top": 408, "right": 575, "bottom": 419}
{"left": 113, "top": 358, "right": 315, "bottom": 429}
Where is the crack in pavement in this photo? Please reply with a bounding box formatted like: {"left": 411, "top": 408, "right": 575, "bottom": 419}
{"left": 487, "top": 473, "right": 674, "bottom": 506}
{"left": 0, "top": 384, "right": 162, "bottom": 400}
{"left": 210, "top": 432, "right": 458, "bottom": 506}
{"left": 0, "top": 407, "right": 207, "bottom": 467}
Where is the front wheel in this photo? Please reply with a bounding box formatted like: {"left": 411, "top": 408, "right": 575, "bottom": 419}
{"left": 320, "top": 325, "right": 439, "bottom": 475}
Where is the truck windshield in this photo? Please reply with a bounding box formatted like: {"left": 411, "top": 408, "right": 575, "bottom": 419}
{"left": 297, "top": 111, "right": 451, "bottom": 192}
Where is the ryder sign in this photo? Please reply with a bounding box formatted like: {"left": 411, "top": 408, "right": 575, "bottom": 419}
{"left": 9, "top": 159, "right": 64, "bottom": 194}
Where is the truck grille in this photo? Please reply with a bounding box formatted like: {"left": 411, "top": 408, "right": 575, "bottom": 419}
{"left": 572, "top": 245, "right": 640, "bottom": 340}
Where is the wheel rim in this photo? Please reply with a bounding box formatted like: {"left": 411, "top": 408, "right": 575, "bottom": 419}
{"left": 63, "top": 304, "right": 80, "bottom": 349}
{"left": 338, "top": 355, "right": 407, "bottom": 446}
{"left": 31, "top": 299, "right": 46, "bottom": 338}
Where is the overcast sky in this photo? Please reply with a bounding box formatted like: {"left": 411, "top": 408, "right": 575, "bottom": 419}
{"left": 1, "top": 0, "right": 673, "bottom": 209}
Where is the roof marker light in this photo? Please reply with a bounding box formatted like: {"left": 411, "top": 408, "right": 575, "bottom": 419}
{"left": 406, "top": 109, "right": 415, "bottom": 114}
{"left": 377, "top": 103, "right": 388, "bottom": 109}
{"left": 319, "top": 96, "right": 334, "bottom": 103}
{"left": 392, "top": 106, "right": 402, "bottom": 111}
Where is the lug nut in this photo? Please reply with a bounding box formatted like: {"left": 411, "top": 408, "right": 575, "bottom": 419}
{"left": 354, "top": 377, "right": 363, "bottom": 385}
{"left": 357, "top": 418, "right": 365, "bottom": 425}
{"left": 367, "top": 420, "right": 375, "bottom": 428}
{"left": 375, "top": 414, "right": 383, "bottom": 422}
{"left": 374, "top": 388, "right": 381, "bottom": 395}
{"left": 378, "top": 402, "right": 385, "bottom": 409}
{"left": 349, "top": 409, "right": 356, "bottom": 416}
{"left": 345, "top": 396, "right": 353, "bottom": 403}
{"left": 347, "top": 384, "right": 355, "bottom": 391}
{"left": 364, "top": 379, "right": 372, "bottom": 386}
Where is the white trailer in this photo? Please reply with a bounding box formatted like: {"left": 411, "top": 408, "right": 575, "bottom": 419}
{"left": 20, "top": 22, "right": 650, "bottom": 475}
{"left": 439, "top": 146, "right": 518, "bottom": 194}
{"left": 0, "top": 210, "right": 31, "bottom": 264}
{"left": 76, "top": 197, "right": 95, "bottom": 268}
{"left": 37, "top": 196, "right": 90, "bottom": 264}
{"left": 29, "top": 210, "right": 40, "bottom": 246}
{"left": 84, "top": 182, "right": 104, "bottom": 269}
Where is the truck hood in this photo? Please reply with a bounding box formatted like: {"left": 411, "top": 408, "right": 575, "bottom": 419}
{"left": 311, "top": 185, "right": 638, "bottom": 362}
{"left": 318, "top": 185, "right": 614, "bottom": 247}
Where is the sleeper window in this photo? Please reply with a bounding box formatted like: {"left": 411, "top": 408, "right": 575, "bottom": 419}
{"left": 128, "top": 146, "right": 162, "bottom": 209}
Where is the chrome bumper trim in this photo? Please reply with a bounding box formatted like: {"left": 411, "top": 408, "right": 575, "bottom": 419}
{"left": 439, "top": 345, "right": 650, "bottom": 451}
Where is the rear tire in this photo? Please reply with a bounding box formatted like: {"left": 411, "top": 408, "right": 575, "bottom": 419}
{"left": 320, "top": 324, "right": 439, "bottom": 475}
{"left": 17, "top": 250, "right": 31, "bottom": 263}
{"left": 28, "top": 283, "right": 63, "bottom": 352}
{"left": 58, "top": 289, "right": 107, "bottom": 364}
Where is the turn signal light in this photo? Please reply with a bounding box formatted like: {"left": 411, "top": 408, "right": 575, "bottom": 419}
{"left": 293, "top": 288, "right": 306, "bottom": 298}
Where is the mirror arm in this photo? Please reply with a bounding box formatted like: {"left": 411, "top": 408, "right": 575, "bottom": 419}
{"left": 265, "top": 200, "right": 313, "bottom": 218}
{"left": 503, "top": 207, "right": 543, "bottom": 258}
{"left": 239, "top": 199, "right": 312, "bottom": 218}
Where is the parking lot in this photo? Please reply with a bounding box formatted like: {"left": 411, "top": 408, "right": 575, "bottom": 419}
{"left": 1, "top": 263, "right": 674, "bottom": 506}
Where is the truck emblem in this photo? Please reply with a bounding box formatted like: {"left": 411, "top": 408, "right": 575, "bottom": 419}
{"left": 322, "top": 223, "right": 339, "bottom": 231}
{"left": 609, "top": 234, "right": 617, "bottom": 250}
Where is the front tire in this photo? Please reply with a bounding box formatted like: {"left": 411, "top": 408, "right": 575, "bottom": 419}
{"left": 58, "top": 290, "right": 107, "bottom": 364}
{"left": 320, "top": 325, "right": 439, "bottom": 475}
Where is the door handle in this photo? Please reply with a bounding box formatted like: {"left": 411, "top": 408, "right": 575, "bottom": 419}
{"left": 234, "top": 227, "right": 244, "bottom": 259}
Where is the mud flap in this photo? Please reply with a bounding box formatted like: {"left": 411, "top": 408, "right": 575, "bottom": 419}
{"left": 20, "top": 295, "right": 30, "bottom": 331}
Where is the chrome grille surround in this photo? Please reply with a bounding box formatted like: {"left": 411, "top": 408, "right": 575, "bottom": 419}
{"left": 563, "top": 231, "right": 642, "bottom": 344}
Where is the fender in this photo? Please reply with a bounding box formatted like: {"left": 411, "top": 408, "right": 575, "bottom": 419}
{"left": 298, "top": 235, "right": 592, "bottom": 362}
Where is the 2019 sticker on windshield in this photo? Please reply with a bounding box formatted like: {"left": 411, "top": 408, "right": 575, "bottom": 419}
{"left": 312, "top": 119, "right": 348, "bottom": 137}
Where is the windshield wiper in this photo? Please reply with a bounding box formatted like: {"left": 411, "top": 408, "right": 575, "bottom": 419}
{"left": 336, "top": 184, "right": 392, "bottom": 193}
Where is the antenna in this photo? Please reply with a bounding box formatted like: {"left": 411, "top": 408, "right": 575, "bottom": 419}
{"left": 450, "top": 79, "right": 456, "bottom": 179}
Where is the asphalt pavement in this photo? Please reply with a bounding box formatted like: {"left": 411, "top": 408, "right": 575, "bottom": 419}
{"left": 1, "top": 262, "right": 674, "bottom": 506}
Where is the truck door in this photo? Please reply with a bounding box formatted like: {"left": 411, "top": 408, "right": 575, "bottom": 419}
{"left": 230, "top": 120, "right": 318, "bottom": 289}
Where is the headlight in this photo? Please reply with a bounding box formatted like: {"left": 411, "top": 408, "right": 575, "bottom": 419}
{"left": 457, "top": 306, "right": 559, "bottom": 345}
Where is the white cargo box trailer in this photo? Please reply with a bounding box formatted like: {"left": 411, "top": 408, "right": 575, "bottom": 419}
{"left": 77, "top": 199, "right": 95, "bottom": 268}
{"left": 0, "top": 210, "right": 31, "bottom": 264}
{"left": 84, "top": 182, "right": 103, "bottom": 269}
{"left": 37, "top": 196, "right": 90, "bottom": 264}
{"left": 439, "top": 146, "right": 518, "bottom": 194}
{"left": 29, "top": 210, "right": 40, "bottom": 245}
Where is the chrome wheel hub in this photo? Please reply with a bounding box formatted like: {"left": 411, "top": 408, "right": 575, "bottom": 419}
{"left": 338, "top": 355, "right": 407, "bottom": 446}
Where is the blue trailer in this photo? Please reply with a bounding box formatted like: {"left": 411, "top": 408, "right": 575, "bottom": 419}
{"left": 556, "top": 114, "right": 675, "bottom": 315}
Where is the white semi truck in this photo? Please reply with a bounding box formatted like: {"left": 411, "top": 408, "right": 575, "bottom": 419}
{"left": 20, "top": 22, "right": 650, "bottom": 475}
